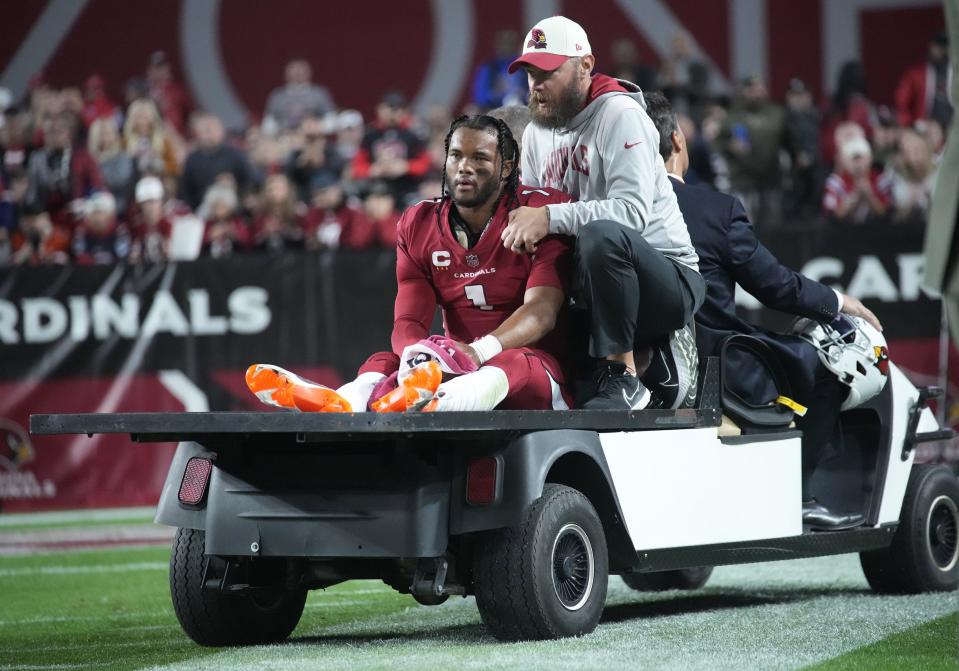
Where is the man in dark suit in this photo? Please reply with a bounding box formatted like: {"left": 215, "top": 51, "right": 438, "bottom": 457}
{"left": 644, "top": 92, "right": 882, "bottom": 530}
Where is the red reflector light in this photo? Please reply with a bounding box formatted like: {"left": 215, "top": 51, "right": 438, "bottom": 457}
{"left": 466, "top": 456, "right": 498, "bottom": 506}
{"left": 178, "top": 458, "right": 212, "bottom": 505}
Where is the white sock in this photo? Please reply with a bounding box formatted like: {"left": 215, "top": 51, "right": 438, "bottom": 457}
{"left": 336, "top": 371, "right": 386, "bottom": 412}
{"left": 431, "top": 366, "right": 509, "bottom": 411}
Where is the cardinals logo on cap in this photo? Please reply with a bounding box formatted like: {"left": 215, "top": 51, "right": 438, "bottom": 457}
{"left": 527, "top": 28, "right": 547, "bottom": 49}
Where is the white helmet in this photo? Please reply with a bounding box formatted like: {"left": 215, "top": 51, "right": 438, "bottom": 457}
{"left": 793, "top": 315, "right": 890, "bottom": 410}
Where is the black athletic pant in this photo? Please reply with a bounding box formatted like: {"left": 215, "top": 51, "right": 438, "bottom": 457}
{"left": 575, "top": 219, "right": 705, "bottom": 358}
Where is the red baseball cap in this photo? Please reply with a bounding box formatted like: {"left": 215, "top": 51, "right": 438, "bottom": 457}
{"left": 508, "top": 16, "right": 592, "bottom": 74}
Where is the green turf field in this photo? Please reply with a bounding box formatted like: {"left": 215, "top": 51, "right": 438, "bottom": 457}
{"left": 0, "top": 516, "right": 956, "bottom": 671}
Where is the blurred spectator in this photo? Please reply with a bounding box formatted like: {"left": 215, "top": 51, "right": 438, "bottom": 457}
{"left": 820, "top": 61, "right": 875, "bottom": 166}
{"left": 699, "top": 102, "right": 731, "bottom": 191}
{"left": 885, "top": 128, "right": 938, "bottom": 221}
{"left": 59, "top": 88, "right": 85, "bottom": 129}
{"left": 263, "top": 59, "right": 336, "bottom": 134}
{"left": 921, "top": 118, "right": 946, "bottom": 157}
{"left": 833, "top": 121, "right": 867, "bottom": 153}
{"left": 610, "top": 39, "right": 656, "bottom": 91}
{"left": 245, "top": 124, "right": 287, "bottom": 183}
{"left": 471, "top": 30, "right": 527, "bottom": 109}
{"left": 124, "top": 99, "right": 180, "bottom": 179}
{"left": 123, "top": 77, "right": 150, "bottom": 108}
{"left": 363, "top": 181, "right": 400, "bottom": 247}
{"left": 72, "top": 191, "right": 131, "bottom": 264}
{"left": 334, "top": 110, "right": 364, "bottom": 162}
{"left": 895, "top": 31, "right": 952, "bottom": 130}
{"left": 129, "top": 176, "right": 172, "bottom": 263}
{"left": 422, "top": 104, "right": 453, "bottom": 140}
{"left": 351, "top": 91, "right": 431, "bottom": 202}
{"left": 146, "top": 51, "right": 193, "bottom": 135}
{"left": 285, "top": 117, "right": 344, "bottom": 201}
{"left": 88, "top": 117, "right": 135, "bottom": 215}
{"left": 0, "top": 173, "right": 28, "bottom": 240}
{"left": 198, "top": 184, "right": 250, "bottom": 258}
{"left": 659, "top": 32, "right": 710, "bottom": 119}
{"left": 872, "top": 106, "right": 901, "bottom": 168}
{"left": 416, "top": 172, "right": 443, "bottom": 202}
{"left": 823, "top": 137, "right": 890, "bottom": 224}
{"left": 305, "top": 173, "right": 374, "bottom": 251}
{"left": 0, "top": 223, "right": 9, "bottom": 264}
{"left": 9, "top": 209, "right": 70, "bottom": 265}
{"left": 784, "top": 79, "right": 821, "bottom": 217}
{"left": 676, "top": 111, "right": 716, "bottom": 188}
{"left": 487, "top": 105, "right": 531, "bottom": 157}
{"left": 81, "top": 75, "right": 119, "bottom": 128}
{"left": 252, "top": 174, "right": 306, "bottom": 252}
{"left": 1, "top": 107, "right": 32, "bottom": 183}
{"left": 179, "top": 113, "right": 255, "bottom": 210}
{"left": 24, "top": 73, "right": 56, "bottom": 142}
{"left": 24, "top": 112, "right": 103, "bottom": 224}
{"left": 719, "top": 76, "right": 787, "bottom": 224}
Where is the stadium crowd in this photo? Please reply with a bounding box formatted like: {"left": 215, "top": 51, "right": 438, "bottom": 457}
{"left": 0, "top": 29, "right": 949, "bottom": 267}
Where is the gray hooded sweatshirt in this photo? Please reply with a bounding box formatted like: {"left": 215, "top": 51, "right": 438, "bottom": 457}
{"left": 521, "top": 78, "right": 699, "bottom": 271}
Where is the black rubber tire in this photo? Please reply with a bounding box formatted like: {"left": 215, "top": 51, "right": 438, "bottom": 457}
{"left": 621, "top": 566, "right": 714, "bottom": 591}
{"left": 472, "top": 484, "right": 609, "bottom": 640}
{"left": 169, "top": 528, "right": 307, "bottom": 646}
{"left": 860, "top": 464, "right": 959, "bottom": 593}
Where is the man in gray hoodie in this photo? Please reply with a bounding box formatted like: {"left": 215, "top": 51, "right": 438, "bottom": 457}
{"left": 502, "top": 16, "right": 705, "bottom": 410}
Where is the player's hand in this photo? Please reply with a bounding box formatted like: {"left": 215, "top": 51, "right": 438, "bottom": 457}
{"left": 840, "top": 294, "right": 882, "bottom": 332}
{"left": 502, "top": 206, "right": 548, "bottom": 254}
{"left": 451, "top": 340, "right": 482, "bottom": 367}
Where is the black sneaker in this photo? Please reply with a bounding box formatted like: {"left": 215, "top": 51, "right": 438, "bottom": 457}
{"left": 582, "top": 362, "right": 651, "bottom": 410}
{"left": 641, "top": 323, "right": 699, "bottom": 409}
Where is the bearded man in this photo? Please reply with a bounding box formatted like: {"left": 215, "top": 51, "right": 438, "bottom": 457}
{"left": 502, "top": 16, "right": 705, "bottom": 411}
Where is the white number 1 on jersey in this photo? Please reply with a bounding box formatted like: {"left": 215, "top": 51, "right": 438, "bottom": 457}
{"left": 465, "top": 285, "right": 494, "bottom": 311}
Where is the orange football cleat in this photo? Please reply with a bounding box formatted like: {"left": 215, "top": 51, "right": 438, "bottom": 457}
{"left": 370, "top": 361, "right": 442, "bottom": 412}
{"left": 245, "top": 364, "right": 353, "bottom": 412}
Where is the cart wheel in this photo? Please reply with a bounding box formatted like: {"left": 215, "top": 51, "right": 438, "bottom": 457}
{"left": 622, "top": 566, "right": 713, "bottom": 591}
{"left": 472, "top": 484, "right": 609, "bottom": 640}
{"left": 169, "top": 528, "right": 307, "bottom": 646}
{"left": 860, "top": 464, "right": 959, "bottom": 593}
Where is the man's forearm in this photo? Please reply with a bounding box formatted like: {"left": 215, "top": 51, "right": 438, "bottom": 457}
{"left": 489, "top": 300, "right": 559, "bottom": 351}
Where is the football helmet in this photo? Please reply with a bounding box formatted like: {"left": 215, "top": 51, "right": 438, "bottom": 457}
{"left": 793, "top": 314, "right": 890, "bottom": 411}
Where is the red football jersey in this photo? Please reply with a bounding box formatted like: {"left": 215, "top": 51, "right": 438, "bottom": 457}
{"left": 392, "top": 185, "right": 573, "bottom": 358}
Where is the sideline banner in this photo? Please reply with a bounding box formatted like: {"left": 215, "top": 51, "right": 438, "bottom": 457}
{"left": 0, "top": 225, "right": 955, "bottom": 511}
{"left": 0, "top": 252, "right": 397, "bottom": 511}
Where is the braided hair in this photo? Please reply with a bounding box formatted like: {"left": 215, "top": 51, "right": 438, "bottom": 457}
{"left": 440, "top": 114, "right": 521, "bottom": 212}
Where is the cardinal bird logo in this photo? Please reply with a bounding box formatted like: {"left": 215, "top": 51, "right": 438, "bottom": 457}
{"left": 0, "top": 419, "right": 34, "bottom": 472}
{"left": 874, "top": 346, "right": 890, "bottom": 376}
{"left": 527, "top": 28, "right": 547, "bottom": 49}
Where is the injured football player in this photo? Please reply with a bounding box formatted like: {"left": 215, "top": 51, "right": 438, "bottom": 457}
{"left": 248, "top": 114, "right": 578, "bottom": 412}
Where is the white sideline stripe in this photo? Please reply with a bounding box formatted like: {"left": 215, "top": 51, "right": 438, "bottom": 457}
{"left": 0, "top": 665, "right": 111, "bottom": 670}
{"left": 612, "top": 0, "right": 732, "bottom": 93}
{"left": 158, "top": 370, "right": 210, "bottom": 412}
{"left": 0, "top": 587, "right": 394, "bottom": 624}
{"left": 180, "top": 0, "right": 249, "bottom": 129}
{"left": 730, "top": 0, "right": 768, "bottom": 82}
{"left": 413, "top": 0, "right": 475, "bottom": 114}
{"left": 0, "top": 561, "right": 167, "bottom": 578}
{"left": 0, "top": 525, "right": 173, "bottom": 544}
{"left": 0, "top": 507, "right": 156, "bottom": 527}
{"left": 0, "top": 610, "right": 172, "bottom": 627}
{"left": 0, "top": 0, "right": 89, "bottom": 98}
